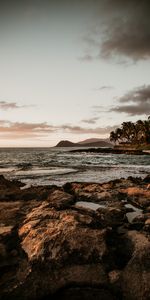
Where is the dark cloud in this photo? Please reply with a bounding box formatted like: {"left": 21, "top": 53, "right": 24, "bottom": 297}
{"left": 83, "top": 0, "right": 150, "bottom": 61}
{"left": 0, "top": 101, "right": 31, "bottom": 110}
{"left": 119, "top": 85, "right": 150, "bottom": 104}
{"left": 0, "top": 0, "right": 91, "bottom": 25}
{"left": 111, "top": 85, "right": 150, "bottom": 115}
{"left": 112, "top": 104, "right": 150, "bottom": 116}
{"left": 3, "top": 1, "right": 149, "bottom": 61}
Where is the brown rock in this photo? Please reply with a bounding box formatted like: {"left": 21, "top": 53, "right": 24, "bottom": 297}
{"left": 144, "top": 218, "right": 150, "bottom": 231}
{"left": 0, "top": 176, "right": 150, "bottom": 300}
{"left": 47, "top": 189, "right": 75, "bottom": 209}
{"left": 122, "top": 231, "right": 150, "bottom": 300}
{"left": 97, "top": 206, "right": 126, "bottom": 227}
{"left": 53, "top": 287, "right": 116, "bottom": 300}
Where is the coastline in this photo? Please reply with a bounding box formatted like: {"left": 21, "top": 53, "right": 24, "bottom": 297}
{"left": 70, "top": 147, "right": 150, "bottom": 155}
{"left": 0, "top": 174, "right": 150, "bottom": 300}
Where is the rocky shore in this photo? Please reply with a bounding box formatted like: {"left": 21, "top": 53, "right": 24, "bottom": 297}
{"left": 70, "top": 147, "right": 150, "bottom": 155}
{"left": 0, "top": 174, "right": 150, "bottom": 300}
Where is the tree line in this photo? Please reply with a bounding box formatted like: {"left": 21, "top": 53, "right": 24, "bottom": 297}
{"left": 110, "top": 116, "right": 150, "bottom": 144}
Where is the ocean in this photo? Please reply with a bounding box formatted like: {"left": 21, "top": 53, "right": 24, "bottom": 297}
{"left": 0, "top": 147, "right": 150, "bottom": 187}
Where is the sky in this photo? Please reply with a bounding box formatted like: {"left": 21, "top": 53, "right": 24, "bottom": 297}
{"left": 0, "top": 0, "right": 150, "bottom": 147}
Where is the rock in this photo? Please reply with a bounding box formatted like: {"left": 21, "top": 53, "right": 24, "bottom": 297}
{"left": 144, "top": 218, "right": 150, "bottom": 231}
{"left": 19, "top": 203, "right": 108, "bottom": 264}
{"left": 129, "top": 214, "right": 146, "bottom": 230}
{"left": 46, "top": 189, "right": 75, "bottom": 209}
{"left": 0, "top": 200, "right": 110, "bottom": 299}
{"left": 52, "top": 287, "right": 116, "bottom": 300}
{"left": 109, "top": 270, "right": 121, "bottom": 285}
{"left": 108, "top": 269, "right": 122, "bottom": 297}
{"left": 120, "top": 186, "right": 150, "bottom": 208}
{"left": 64, "top": 182, "right": 115, "bottom": 203}
{"left": 0, "top": 225, "right": 14, "bottom": 235}
{"left": 0, "top": 175, "right": 150, "bottom": 300}
{"left": 143, "top": 175, "right": 150, "bottom": 183}
{"left": 0, "top": 175, "right": 24, "bottom": 189}
{"left": 146, "top": 206, "right": 150, "bottom": 212}
{"left": 97, "top": 206, "right": 126, "bottom": 227}
{"left": 122, "top": 231, "right": 150, "bottom": 300}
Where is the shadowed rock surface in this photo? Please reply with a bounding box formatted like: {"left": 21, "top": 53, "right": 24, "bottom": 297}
{"left": 0, "top": 175, "right": 150, "bottom": 300}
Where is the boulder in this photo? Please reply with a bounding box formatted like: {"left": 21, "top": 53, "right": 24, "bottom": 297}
{"left": 122, "top": 231, "right": 150, "bottom": 300}
{"left": 0, "top": 175, "right": 150, "bottom": 300}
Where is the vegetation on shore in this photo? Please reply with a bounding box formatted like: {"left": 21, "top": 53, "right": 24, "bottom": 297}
{"left": 110, "top": 116, "right": 150, "bottom": 149}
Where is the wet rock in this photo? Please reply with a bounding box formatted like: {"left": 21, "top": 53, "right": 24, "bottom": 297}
{"left": 143, "top": 175, "right": 150, "bottom": 183}
{"left": 0, "top": 175, "right": 25, "bottom": 202}
{"left": 0, "top": 175, "right": 24, "bottom": 189}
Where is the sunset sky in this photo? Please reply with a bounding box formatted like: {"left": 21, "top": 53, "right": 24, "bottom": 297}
{"left": 0, "top": 0, "right": 150, "bottom": 147}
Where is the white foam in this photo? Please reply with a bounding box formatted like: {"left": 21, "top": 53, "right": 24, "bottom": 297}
{"left": 15, "top": 167, "right": 77, "bottom": 176}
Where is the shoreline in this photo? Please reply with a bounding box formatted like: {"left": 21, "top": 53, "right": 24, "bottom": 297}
{"left": 0, "top": 174, "right": 150, "bottom": 300}
{"left": 70, "top": 147, "right": 150, "bottom": 155}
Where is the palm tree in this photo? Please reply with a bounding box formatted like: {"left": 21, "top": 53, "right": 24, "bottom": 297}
{"left": 121, "top": 121, "right": 135, "bottom": 143}
{"left": 109, "top": 116, "right": 150, "bottom": 145}
{"left": 110, "top": 131, "right": 117, "bottom": 144}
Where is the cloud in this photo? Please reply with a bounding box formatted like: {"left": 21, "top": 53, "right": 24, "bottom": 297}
{"left": 0, "top": 120, "right": 56, "bottom": 139}
{"left": 111, "top": 85, "right": 150, "bottom": 115}
{"left": 78, "top": 54, "right": 93, "bottom": 62}
{"left": 119, "top": 85, "right": 150, "bottom": 104}
{"left": 60, "top": 124, "right": 118, "bottom": 135}
{"left": 94, "top": 86, "right": 114, "bottom": 91}
{"left": 83, "top": 0, "right": 150, "bottom": 61}
{"left": 92, "top": 105, "right": 108, "bottom": 113}
{"left": 0, "top": 119, "right": 118, "bottom": 139}
{"left": 81, "top": 117, "right": 99, "bottom": 124}
{"left": 0, "top": 101, "right": 34, "bottom": 110}
{"left": 112, "top": 104, "right": 150, "bottom": 116}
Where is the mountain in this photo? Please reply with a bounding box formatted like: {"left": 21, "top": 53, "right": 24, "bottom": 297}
{"left": 55, "top": 140, "right": 78, "bottom": 147}
{"left": 55, "top": 138, "right": 112, "bottom": 148}
{"left": 78, "top": 138, "right": 104, "bottom": 144}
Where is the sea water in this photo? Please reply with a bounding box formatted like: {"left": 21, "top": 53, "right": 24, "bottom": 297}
{"left": 0, "top": 147, "right": 149, "bottom": 186}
